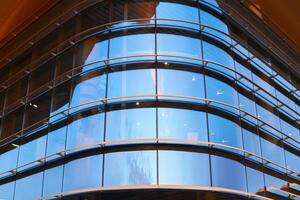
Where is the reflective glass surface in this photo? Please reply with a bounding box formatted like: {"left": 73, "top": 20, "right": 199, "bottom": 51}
{"left": 14, "top": 172, "right": 43, "bottom": 200}
{"left": 159, "top": 150, "right": 210, "bottom": 186}
{"left": 104, "top": 150, "right": 157, "bottom": 186}
{"left": 43, "top": 165, "right": 63, "bottom": 196}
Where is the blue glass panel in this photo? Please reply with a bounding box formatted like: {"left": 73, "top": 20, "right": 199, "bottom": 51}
{"left": 208, "top": 114, "right": 243, "bottom": 151}
{"left": 0, "top": 182, "right": 14, "bottom": 200}
{"left": 43, "top": 165, "right": 63, "bottom": 196}
{"left": 157, "top": 34, "right": 202, "bottom": 64}
{"left": 18, "top": 136, "right": 47, "bottom": 171}
{"left": 238, "top": 93, "right": 257, "bottom": 124}
{"left": 200, "top": 10, "right": 231, "bottom": 43}
{"left": 63, "top": 155, "right": 102, "bottom": 191}
{"left": 109, "top": 34, "right": 155, "bottom": 64}
{"left": 15, "top": 172, "right": 43, "bottom": 200}
{"left": 264, "top": 174, "right": 288, "bottom": 197}
{"left": 235, "top": 61, "right": 254, "bottom": 90}
{"left": 77, "top": 37, "right": 108, "bottom": 72}
{"left": 70, "top": 73, "right": 106, "bottom": 113}
{"left": 159, "top": 150, "right": 210, "bottom": 186}
{"left": 285, "top": 150, "right": 300, "bottom": 175}
{"left": 67, "top": 113, "right": 104, "bottom": 151}
{"left": 211, "top": 155, "right": 247, "bottom": 191}
{"left": 0, "top": 148, "right": 18, "bottom": 178}
{"left": 252, "top": 74, "right": 277, "bottom": 105}
{"left": 246, "top": 167, "right": 264, "bottom": 194}
{"left": 46, "top": 126, "right": 66, "bottom": 160}
{"left": 242, "top": 129, "right": 261, "bottom": 157}
{"left": 261, "top": 138, "right": 285, "bottom": 172}
{"left": 280, "top": 119, "right": 300, "bottom": 148}
{"left": 256, "top": 105, "right": 281, "bottom": 138}
{"left": 106, "top": 108, "right": 156, "bottom": 141}
{"left": 158, "top": 108, "right": 208, "bottom": 142}
{"left": 203, "top": 42, "right": 235, "bottom": 77}
{"left": 205, "top": 75, "right": 238, "bottom": 114}
{"left": 156, "top": 2, "right": 199, "bottom": 29}
{"left": 158, "top": 69, "right": 205, "bottom": 103}
{"left": 107, "top": 69, "right": 156, "bottom": 102}
{"left": 104, "top": 150, "right": 157, "bottom": 186}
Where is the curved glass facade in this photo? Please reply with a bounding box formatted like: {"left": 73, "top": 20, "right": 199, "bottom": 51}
{"left": 0, "top": 0, "right": 299, "bottom": 200}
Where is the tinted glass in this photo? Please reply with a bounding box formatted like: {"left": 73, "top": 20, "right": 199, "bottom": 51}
{"left": 104, "top": 150, "right": 157, "bottom": 186}
{"left": 63, "top": 155, "right": 102, "bottom": 191}
{"left": 0, "top": 182, "right": 14, "bottom": 200}
{"left": 158, "top": 69, "right": 205, "bottom": 102}
{"left": 246, "top": 167, "right": 265, "bottom": 194}
{"left": 158, "top": 108, "right": 207, "bottom": 141}
{"left": 211, "top": 155, "right": 247, "bottom": 191}
{"left": 14, "top": 172, "right": 43, "bottom": 200}
{"left": 159, "top": 151, "right": 210, "bottom": 186}
{"left": 43, "top": 165, "right": 63, "bottom": 196}
{"left": 0, "top": 148, "right": 18, "bottom": 178}
{"left": 106, "top": 108, "right": 156, "bottom": 141}
{"left": 107, "top": 69, "right": 156, "bottom": 101}
{"left": 46, "top": 126, "right": 66, "bottom": 160}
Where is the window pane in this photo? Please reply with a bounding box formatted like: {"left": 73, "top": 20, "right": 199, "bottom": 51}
{"left": 18, "top": 135, "right": 47, "bottom": 171}
{"left": 104, "top": 150, "right": 157, "bottom": 186}
{"left": 43, "top": 165, "right": 63, "bottom": 196}
{"left": 63, "top": 155, "right": 102, "bottom": 191}
{"left": 107, "top": 69, "right": 156, "bottom": 101}
{"left": 46, "top": 125, "right": 66, "bottom": 161}
{"left": 67, "top": 112, "right": 104, "bottom": 151}
{"left": 208, "top": 114, "right": 243, "bottom": 150}
{"left": 0, "top": 182, "right": 15, "bottom": 200}
{"left": 159, "top": 151, "right": 210, "bottom": 186}
{"left": 242, "top": 128, "right": 261, "bottom": 157}
{"left": 205, "top": 75, "right": 238, "bottom": 113}
{"left": 203, "top": 42, "right": 234, "bottom": 77}
{"left": 106, "top": 108, "right": 156, "bottom": 141}
{"left": 246, "top": 167, "right": 264, "bottom": 194}
{"left": 4, "top": 76, "right": 28, "bottom": 109}
{"left": 157, "top": 33, "right": 202, "bottom": 64}
{"left": 56, "top": 47, "right": 74, "bottom": 78}
{"left": 70, "top": 72, "right": 106, "bottom": 112}
{"left": 158, "top": 69, "right": 205, "bottom": 103}
{"left": 260, "top": 138, "right": 285, "bottom": 171}
{"left": 109, "top": 34, "right": 155, "bottom": 64}
{"left": 76, "top": 36, "right": 108, "bottom": 72}
{"left": 14, "top": 172, "right": 43, "bottom": 200}
{"left": 211, "top": 155, "right": 246, "bottom": 191}
{"left": 158, "top": 108, "right": 207, "bottom": 141}
{"left": 0, "top": 148, "right": 18, "bottom": 178}
{"left": 1, "top": 107, "right": 24, "bottom": 140}
{"left": 156, "top": 2, "right": 199, "bottom": 29}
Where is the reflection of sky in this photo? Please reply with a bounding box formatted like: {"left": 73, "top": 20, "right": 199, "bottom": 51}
{"left": 104, "top": 151, "right": 156, "bottom": 186}
{"left": 15, "top": 172, "right": 43, "bottom": 200}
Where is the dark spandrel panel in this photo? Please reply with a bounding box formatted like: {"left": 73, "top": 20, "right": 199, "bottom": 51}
{"left": 109, "top": 34, "right": 155, "bottom": 64}
{"left": 0, "top": 182, "right": 14, "bottom": 200}
{"left": 246, "top": 167, "right": 265, "bottom": 194}
{"left": 157, "top": 33, "right": 202, "bottom": 64}
{"left": 70, "top": 72, "right": 106, "bottom": 113}
{"left": 56, "top": 47, "right": 74, "bottom": 78}
{"left": 157, "top": 69, "right": 205, "bottom": 103}
{"left": 80, "top": 1, "right": 110, "bottom": 32}
{"left": 107, "top": 69, "right": 156, "bottom": 102}
{"left": 10, "top": 49, "right": 32, "bottom": 77}
{"left": 0, "top": 66, "right": 9, "bottom": 86}
{"left": 50, "top": 81, "right": 71, "bottom": 122}
{"left": 28, "top": 59, "right": 55, "bottom": 94}
{"left": 4, "top": 76, "right": 28, "bottom": 109}
{"left": 0, "top": 91, "right": 4, "bottom": 113}
{"left": 1, "top": 106, "right": 24, "bottom": 140}
{"left": 156, "top": 1, "right": 199, "bottom": 30}
{"left": 14, "top": 172, "right": 43, "bottom": 200}
{"left": 211, "top": 155, "right": 247, "bottom": 192}
{"left": 208, "top": 114, "right": 243, "bottom": 150}
{"left": 63, "top": 155, "right": 102, "bottom": 192}
{"left": 158, "top": 108, "right": 208, "bottom": 142}
{"left": 76, "top": 36, "right": 108, "bottom": 72}
{"left": 43, "top": 165, "right": 64, "bottom": 196}
{"left": 104, "top": 150, "right": 157, "bottom": 186}
{"left": 159, "top": 150, "right": 210, "bottom": 186}
{"left": 106, "top": 108, "right": 156, "bottom": 141}
{"left": 66, "top": 112, "right": 104, "bottom": 151}
{"left": 35, "top": 28, "right": 59, "bottom": 57}
{"left": 24, "top": 92, "right": 51, "bottom": 129}
{"left": 62, "top": 17, "right": 76, "bottom": 41}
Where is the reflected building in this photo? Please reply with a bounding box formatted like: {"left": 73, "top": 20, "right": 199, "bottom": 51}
{"left": 0, "top": 0, "right": 299, "bottom": 200}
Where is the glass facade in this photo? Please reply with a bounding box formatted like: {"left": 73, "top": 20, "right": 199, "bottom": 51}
{"left": 0, "top": 0, "right": 299, "bottom": 200}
